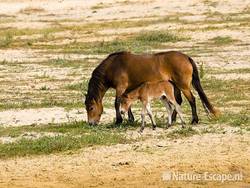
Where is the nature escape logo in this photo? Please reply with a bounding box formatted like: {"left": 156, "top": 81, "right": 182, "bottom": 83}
{"left": 162, "top": 171, "right": 243, "bottom": 183}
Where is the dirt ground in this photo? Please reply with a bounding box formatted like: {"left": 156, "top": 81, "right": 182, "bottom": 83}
{"left": 1, "top": 130, "right": 250, "bottom": 188}
{"left": 0, "top": 0, "right": 250, "bottom": 187}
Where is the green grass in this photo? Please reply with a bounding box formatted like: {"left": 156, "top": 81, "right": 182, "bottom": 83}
{"left": 0, "top": 121, "right": 132, "bottom": 158}
{"left": 91, "top": 3, "right": 109, "bottom": 10}
{"left": 0, "top": 120, "right": 139, "bottom": 138}
{"left": 0, "top": 18, "right": 185, "bottom": 50}
{"left": 208, "top": 68, "right": 250, "bottom": 74}
{"left": 47, "top": 58, "right": 85, "bottom": 68}
{"left": 211, "top": 36, "right": 235, "bottom": 45}
{"left": 40, "top": 85, "right": 50, "bottom": 91}
{"left": 0, "top": 32, "right": 13, "bottom": 48}
{"left": 0, "top": 134, "right": 127, "bottom": 159}
{"left": 54, "top": 31, "right": 187, "bottom": 54}
{"left": 19, "top": 7, "right": 45, "bottom": 14}
{"left": 64, "top": 81, "right": 87, "bottom": 91}
{"left": 0, "top": 10, "right": 248, "bottom": 50}
{"left": 199, "top": 62, "right": 205, "bottom": 79}
{"left": 205, "top": 111, "right": 250, "bottom": 128}
{"left": 202, "top": 78, "right": 250, "bottom": 105}
{"left": 135, "top": 31, "right": 185, "bottom": 43}
{"left": 203, "top": 0, "right": 218, "bottom": 7}
{"left": 0, "top": 98, "right": 83, "bottom": 111}
{"left": 0, "top": 78, "right": 89, "bottom": 110}
{"left": 158, "top": 126, "right": 199, "bottom": 139}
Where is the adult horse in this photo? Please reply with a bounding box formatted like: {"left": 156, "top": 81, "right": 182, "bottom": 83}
{"left": 85, "top": 51, "right": 219, "bottom": 125}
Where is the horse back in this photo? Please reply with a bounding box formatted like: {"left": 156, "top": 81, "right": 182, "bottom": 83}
{"left": 104, "top": 51, "right": 193, "bottom": 91}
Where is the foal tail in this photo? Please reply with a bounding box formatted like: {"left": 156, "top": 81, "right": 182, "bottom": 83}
{"left": 188, "top": 57, "right": 220, "bottom": 117}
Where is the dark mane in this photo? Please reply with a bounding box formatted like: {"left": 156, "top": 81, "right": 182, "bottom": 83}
{"left": 107, "top": 51, "right": 128, "bottom": 58}
{"left": 85, "top": 51, "right": 127, "bottom": 104}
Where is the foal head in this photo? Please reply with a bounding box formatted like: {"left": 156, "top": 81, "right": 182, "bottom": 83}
{"left": 120, "top": 94, "right": 133, "bottom": 114}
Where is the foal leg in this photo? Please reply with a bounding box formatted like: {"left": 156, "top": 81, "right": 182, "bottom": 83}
{"left": 172, "top": 85, "right": 183, "bottom": 123}
{"left": 145, "top": 103, "right": 156, "bottom": 130}
{"left": 139, "top": 105, "right": 146, "bottom": 133}
{"left": 173, "top": 102, "right": 186, "bottom": 128}
{"left": 182, "top": 89, "right": 199, "bottom": 124}
{"left": 167, "top": 102, "right": 175, "bottom": 127}
{"left": 161, "top": 98, "right": 173, "bottom": 128}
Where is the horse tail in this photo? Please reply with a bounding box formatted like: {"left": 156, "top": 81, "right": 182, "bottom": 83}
{"left": 188, "top": 56, "right": 220, "bottom": 117}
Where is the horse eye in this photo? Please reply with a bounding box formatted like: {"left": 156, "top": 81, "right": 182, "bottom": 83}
{"left": 89, "top": 107, "right": 94, "bottom": 111}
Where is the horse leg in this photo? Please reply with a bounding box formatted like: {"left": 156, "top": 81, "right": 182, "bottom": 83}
{"left": 172, "top": 85, "right": 182, "bottom": 123}
{"left": 115, "top": 87, "right": 127, "bottom": 124}
{"left": 128, "top": 107, "right": 134, "bottom": 123}
{"left": 145, "top": 103, "right": 156, "bottom": 130}
{"left": 115, "top": 96, "right": 123, "bottom": 124}
{"left": 182, "top": 89, "right": 199, "bottom": 124}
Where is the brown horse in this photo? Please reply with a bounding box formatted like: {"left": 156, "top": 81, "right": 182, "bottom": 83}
{"left": 85, "top": 51, "right": 219, "bottom": 125}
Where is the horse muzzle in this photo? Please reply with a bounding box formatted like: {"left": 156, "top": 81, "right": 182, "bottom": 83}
{"left": 88, "top": 120, "right": 98, "bottom": 126}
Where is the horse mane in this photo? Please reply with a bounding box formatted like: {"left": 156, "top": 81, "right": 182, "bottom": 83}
{"left": 86, "top": 51, "right": 128, "bottom": 103}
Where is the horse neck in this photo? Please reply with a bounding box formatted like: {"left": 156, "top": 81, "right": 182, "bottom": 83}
{"left": 96, "top": 86, "right": 107, "bottom": 102}
{"left": 87, "top": 76, "right": 108, "bottom": 103}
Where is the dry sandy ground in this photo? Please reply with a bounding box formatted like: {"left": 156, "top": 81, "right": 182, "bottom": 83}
{"left": 0, "top": 129, "right": 250, "bottom": 188}
{"left": 0, "top": 108, "right": 116, "bottom": 127}
{"left": 0, "top": 0, "right": 250, "bottom": 187}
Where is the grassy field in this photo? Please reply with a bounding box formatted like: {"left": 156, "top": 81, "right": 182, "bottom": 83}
{"left": 0, "top": 0, "right": 249, "bottom": 187}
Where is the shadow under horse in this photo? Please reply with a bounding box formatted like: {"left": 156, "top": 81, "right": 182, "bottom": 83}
{"left": 85, "top": 51, "right": 219, "bottom": 125}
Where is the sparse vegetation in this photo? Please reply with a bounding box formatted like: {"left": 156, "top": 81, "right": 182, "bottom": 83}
{"left": 211, "top": 36, "right": 235, "bottom": 45}
{"left": 208, "top": 111, "right": 250, "bottom": 128}
{"left": 135, "top": 31, "right": 186, "bottom": 43}
{"left": 199, "top": 62, "right": 205, "bottom": 79}
{"left": 56, "top": 31, "right": 187, "bottom": 54}
{"left": 64, "top": 82, "right": 84, "bottom": 91}
{"left": 0, "top": 1, "right": 250, "bottom": 186}
{"left": 19, "top": 7, "right": 45, "bottom": 14}
{"left": 0, "top": 121, "right": 133, "bottom": 158}
{"left": 166, "top": 126, "right": 199, "bottom": 139}
{"left": 0, "top": 32, "right": 13, "bottom": 48}
{"left": 40, "top": 85, "right": 50, "bottom": 90}
{"left": 91, "top": 3, "right": 110, "bottom": 10}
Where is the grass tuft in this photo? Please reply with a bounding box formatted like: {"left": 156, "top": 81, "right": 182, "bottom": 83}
{"left": 86, "top": 31, "right": 187, "bottom": 54}
{"left": 0, "top": 121, "right": 131, "bottom": 158}
{"left": 135, "top": 31, "right": 184, "bottom": 43}
{"left": 40, "top": 85, "right": 50, "bottom": 91}
{"left": 211, "top": 36, "right": 235, "bottom": 45}
{"left": 0, "top": 33, "right": 13, "bottom": 48}
{"left": 167, "top": 126, "right": 199, "bottom": 139}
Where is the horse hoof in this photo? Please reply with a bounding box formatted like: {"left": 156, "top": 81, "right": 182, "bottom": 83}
{"left": 191, "top": 119, "right": 199, "bottom": 125}
{"left": 166, "top": 123, "right": 172, "bottom": 129}
{"left": 128, "top": 117, "right": 135, "bottom": 123}
{"left": 115, "top": 118, "right": 123, "bottom": 124}
{"left": 152, "top": 126, "right": 156, "bottom": 130}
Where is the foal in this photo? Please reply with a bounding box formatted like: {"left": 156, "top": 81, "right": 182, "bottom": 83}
{"left": 120, "top": 81, "right": 185, "bottom": 133}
